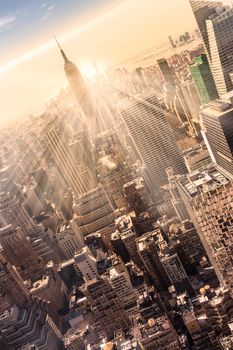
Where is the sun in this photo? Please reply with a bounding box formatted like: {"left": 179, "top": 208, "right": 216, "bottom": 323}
{"left": 80, "top": 63, "right": 97, "bottom": 81}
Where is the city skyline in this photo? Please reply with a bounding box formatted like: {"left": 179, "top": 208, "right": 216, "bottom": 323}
{"left": 0, "top": 0, "right": 201, "bottom": 126}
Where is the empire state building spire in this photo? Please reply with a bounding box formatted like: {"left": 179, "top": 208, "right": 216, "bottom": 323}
{"left": 54, "top": 36, "right": 96, "bottom": 119}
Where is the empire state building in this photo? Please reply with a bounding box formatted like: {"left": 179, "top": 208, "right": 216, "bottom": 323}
{"left": 55, "top": 37, "right": 97, "bottom": 121}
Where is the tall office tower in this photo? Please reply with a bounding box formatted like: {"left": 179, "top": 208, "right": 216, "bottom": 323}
{"left": 30, "top": 270, "right": 67, "bottom": 315}
{"left": 123, "top": 178, "right": 158, "bottom": 217}
{"left": 43, "top": 117, "right": 97, "bottom": 196}
{"left": 189, "top": 54, "right": 218, "bottom": 104}
{"left": 0, "top": 192, "right": 34, "bottom": 234}
{"left": 168, "top": 35, "right": 176, "bottom": 49}
{"left": 200, "top": 94, "right": 233, "bottom": 177}
{"left": 116, "top": 213, "right": 143, "bottom": 266}
{"left": 157, "top": 58, "right": 176, "bottom": 85}
{"left": 120, "top": 90, "right": 187, "bottom": 189}
{"left": 97, "top": 154, "right": 132, "bottom": 209}
{"left": 73, "top": 185, "right": 116, "bottom": 247}
{"left": 56, "top": 39, "right": 105, "bottom": 133}
{"left": 0, "top": 262, "right": 30, "bottom": 312}
{"left": 176, "top": 80, "right": 202, "bottom": 127}
{"left": 136, "top": 230, "right": 171, "bottom": 291}
{"left": 107, "top": 257, "right": 137, "bottom": 316}
{"left": 83, "top": 277, "right": 130, "bottom": 339}
{"left": 56, "top": 222, "right": 85, "bottom": 259}
{"left": 74, "top": 246, "right": 98, "bottom": 281}
{"left": 56, "top": 38, "right": 95, "bottom": 118}
{"left": 166, "top": 167, "right": 190, "bottom": 222}
{"left": 160, "top": 250, "right": 194, "bottom": 296}
{"left": 0, "top": 303, "right": 63, "bottom": 349}
{"left": 189, "top": 1, "right": 233, "bottom": 95}
{"left": 176, "top": 166, "right": 233, "bottom": 289}
{"left": 0, "top": 225, "right": 44, "bottom": 281}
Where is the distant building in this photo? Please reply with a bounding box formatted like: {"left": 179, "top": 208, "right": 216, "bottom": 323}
{"left": 189, "top": 1, "right": 233, "bottom": 95}
{"left": 120, "top": 90, "right": 187, "bottom": 190}
{"left": 189, "top": 54, "right": 218, "bottom": 104}
{"left": 200, "top": 93, "right": 233, "bottom": 177}
{"left": 157, "top": 58, "right": 176, "bottom": 85}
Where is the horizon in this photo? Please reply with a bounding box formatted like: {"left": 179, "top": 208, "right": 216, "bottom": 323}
{"left": 0, "top": 0, "right": 230, "bottom": 127}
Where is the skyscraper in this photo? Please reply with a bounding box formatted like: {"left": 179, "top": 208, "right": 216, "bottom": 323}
{"left": 83, "top": 277, "right": 131, "bottom": 339}
{"left": 55, "top": 37, "right": 106, "bottom": 134}
{"left": 120, "top": 90, "right": 187, "bottom": 189}
{"left": 200, "top": 93, "right": 233, "bottom": 177}
{"left": 189, "top": 1, "right": 233, "bottom": 95}
{"left": 43, "top": 117, "right": 97, "bottom": 196}
{"left": 189, "top": 54, "right": 218, "bottom": 104}
{"left": 55, "top": 37, "right": 95, "bottom": 119}
{"left": 157, "top": 58, "right": 176, "bottom": 85}
{"left": 0, "top": 225, "right": 44, "bottom": 281}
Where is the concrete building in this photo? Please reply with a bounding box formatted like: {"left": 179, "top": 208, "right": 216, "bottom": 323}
{"left": 56, "top": 221, "right": 85, "bottom": 259}
{"left": 0, "top": 225, "right": 44, "bottom": 281}
{"left": 0, "top": 191, "right": 34, "bottom": 234}
{"left": 136, "top": 230, "right": 171, "bottom": 291}
{"left": 73, "top": 186, "right": 116, "bottom": 246}
{"left": 30, "top": 270, "right": 67, "bottom": 313}
{"left": 0, "top": 303, "right": 63, "bottom": 349}
{"left": 120, "top": 90, "right": 187, "bottom": 190}
{"left": 157, "top": 58, "right": 176, "bottom": 85}
{"left": 107, "top": 257, "right": 137, "bottom": 315}
{"left": 190, "top": 1, "right": 233, "bottom": 95}
{"left": 160, "top": 251, "right": 194, "bottom": 296}
{"left": 83, "top": 277, "right": 131, "bottom": 339}
{"left": 43, "top": 117, "right": 96, "bottom": 196}
{"left": 74, "top": 246, "right": 98, "bottom": 281}
{"left": 177, "top": 166, "right": 233, "bottom": 289}
{"left": 200, "top": 93, "right": 233, "bottom": 177}
{"left": 0, "top": 262, "right": 30, "bottom": 313}
{"left": 183, "top": 144, "right": 212, "bottom": 172}
{"left": 189, "top": 54, "right": 218, "bottom": 104}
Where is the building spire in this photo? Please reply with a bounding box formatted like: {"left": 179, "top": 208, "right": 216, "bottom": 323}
{"left": 53, "top": 34, "right": 69, "bottom": 62}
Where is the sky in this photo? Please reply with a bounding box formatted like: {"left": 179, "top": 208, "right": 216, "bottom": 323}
{"left": 0, "top": 0, "right": 216, "bottom": 126}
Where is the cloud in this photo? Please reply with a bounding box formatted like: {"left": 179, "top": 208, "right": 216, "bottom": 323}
{"left": 41, "top": 3, "right": 48, "bottom": 8}
{"left": 47, "top": 5, "right": 54, "bottom": 11}
{"left": 0, "top": 15, "right": 16, "bottom": 30}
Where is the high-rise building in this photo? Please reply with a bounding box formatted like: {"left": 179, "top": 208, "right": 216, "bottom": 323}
{"left": 189, "top": 1, "right": 233, "bottom": 95}
{"left": 56, "top": 222, "right": 85, "bottom": 259}
{"left": 73, "top": 185, "right": 116, "bottom": 247}
{"left": 157, "top": 58, "right": 176, "bottom": 85}
{"left": 200, "top": 93, "right": 233, "bottom": 177}
{"left": 176, "top": 80, "right": 202, "bottom": 126}
{"left": 0, "top": 225, "right": 44, "bottom": 281}
{"left": 107, "top": 257, "right": 137, "bottom": 315}
{"left": 55, "top": 37, "right": 95, "bottom": 119}
{"left": 74, "top": 246, "right": 98, "bottom": 281}
{"left": 120, "top": 90, "right": 187, "bottom": 189}
{"left": 189, "top": 54, "right": 218, "bottom": 104}
{"left": 176, "top": 166, "right": 233, "bottom": 289}
{"left": 83, "top": 276, "right": 131, "bottom": 338}
{"left": 0, "top": 262, "right": 30, "bottom": 313}
{"left": 0, "top": 192, "right": 34, "bottom": 234}
{"left": 43, "top": 117, "right": 97, "bottom": 196}
{"left": 136, "top": 230, "right": 171, "bottom": 291}
{"left": 30, "top": 270, "right": 67, "bottom": 314}
{"left": 0, "top": 303, "right": 63, "bottom": 349}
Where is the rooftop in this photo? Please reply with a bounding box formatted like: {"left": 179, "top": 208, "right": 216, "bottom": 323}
{"left": 178, "top": 166, "right": 229, "bottom": 198}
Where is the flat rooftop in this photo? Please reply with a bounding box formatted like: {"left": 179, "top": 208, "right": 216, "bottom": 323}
{"left": 178, "top": 166, "right": 229, "bottom": 198}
